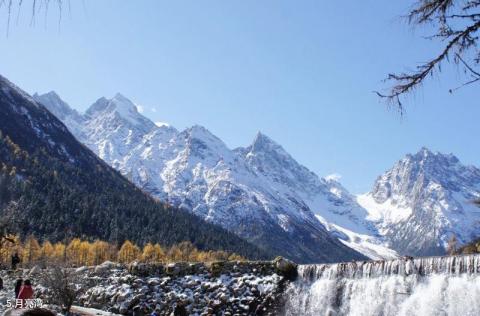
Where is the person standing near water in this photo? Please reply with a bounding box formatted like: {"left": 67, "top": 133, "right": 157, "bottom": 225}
{"left": 18, "top": 279, "right": 34, "bottom": 301}
{"left": 14, "top": 279, "right": 23, "bottom": 299}
{"left": 11, "top": 253, "right": 21, "bottom": 270}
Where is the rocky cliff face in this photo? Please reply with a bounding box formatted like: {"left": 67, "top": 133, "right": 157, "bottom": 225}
{"left": 358, "top": 148, "right": 480, "bottom": 256}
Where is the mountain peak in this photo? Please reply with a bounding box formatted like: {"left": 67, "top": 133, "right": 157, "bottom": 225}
{"left": 33, "top": 90, "right": 64, "bottom": 105}
{"left": 85, "top": 94, "right": 155, "bottom": 130}
{"left": 253, "top": 131, "right": 273, "bottom": 143}
{"left": 110, "top": 93, "right": 140, "bottom": 113}
{"left": 249, "top": 132, "right": 287, "bottom": 155}
{"left": 111, "top": 93, "right": 136, "bottom": 108}
{"left": 33, "top": 91, "right": 82, "bottom": 122}
{"left": 183, "top": 125, "right": 230, "bottom": 157}
{"left": 185, "top": 125, "right": 217, "bottom": 140}
{"left": 418, "top": 146, "right": 433, "bottom": 156}
{"left": 85, "top": 97, "right": 109, "bottom": 117}
{"left": 372, "top": 147, "right": 479, "bottom": 205}
{"left": 407, "top": 147, "right": 460, "bottom": 166}
{"left": 86, "top": 93, "right": 137, "bottom": 115}
{"left": 35, "top": 90, "right": 60, "bottom": 99}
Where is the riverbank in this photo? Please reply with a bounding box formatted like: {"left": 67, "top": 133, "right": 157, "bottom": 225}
{"left": 0, "top": 258, "right": 296, "bottom": 316}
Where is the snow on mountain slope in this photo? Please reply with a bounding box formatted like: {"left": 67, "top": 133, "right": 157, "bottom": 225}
{"left": 34, "top": 92, "right": 367, "bottom": 263}
{"left": 359, "top": 148, "right": 480, "bottom": 256}
{"left": 315, "top": 214, "right": 399, "bottom": 260}
{"left": 33, "top": 90, "right": 480, "bottom": 259}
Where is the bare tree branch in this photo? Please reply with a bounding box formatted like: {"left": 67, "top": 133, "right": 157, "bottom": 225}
{"left": 378, "top": 0, "right": 480, "bottom": 112}
{"left": 1, "top": 0, "right": 64, "bottom": 35}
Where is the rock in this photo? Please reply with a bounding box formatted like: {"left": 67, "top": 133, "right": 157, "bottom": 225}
{"left": 219, "top": 292, "right": 229, "bottom": 303}
{"left": 126, "top": 294, "right": 144, "bottom": 310}
{"left": 173, "top": 303, "right": 188, "bottom": 316}
{"left": 273, "top": 256, "right": 298, "bottom": 279}
{"left": 95, "top": 261, "right": 116, "bottom": 274}
{"left": 5, "top": 260, "right": 284, "bottom": 316}
{"left": 165, "top": 263, "right": 181, "bottom": 276}
{"left": 109, "top": 307, "right": 120, "bottom": 314}
{"left": 74, "top": 266, "right": 89, "bottom": 274}
{"left": 208, "top": 261, "right": 226, "bottom": 276}
{"left": 119, "top": 304, "right": 129, "bottom": 315}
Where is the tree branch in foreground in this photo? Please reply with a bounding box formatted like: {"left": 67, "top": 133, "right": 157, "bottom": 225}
{"left": 377, "top": 0, "right": 480, "bottom": 112}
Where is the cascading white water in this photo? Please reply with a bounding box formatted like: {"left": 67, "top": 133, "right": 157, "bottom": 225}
{"left": 284, "top": 254, "right": 480, "bottom": 316}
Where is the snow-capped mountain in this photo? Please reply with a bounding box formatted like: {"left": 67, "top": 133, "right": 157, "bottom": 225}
{"left": 35, "top": 91, "right": 480, "bottom": 260}
{"left": 358, "top": 148, "right": 480, "bottom": 256}
{"left": 34, "top": 91, "right": 366, "bottom": 263}
{"left": 32, "top": 91, "right": 87, "bottom": 143}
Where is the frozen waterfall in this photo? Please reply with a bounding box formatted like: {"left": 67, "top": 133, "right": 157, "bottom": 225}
{"left": 283, "top": 254, "right": 480, "bottom": 316}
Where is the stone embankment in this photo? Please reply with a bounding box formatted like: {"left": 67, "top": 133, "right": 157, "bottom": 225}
{"left": 1, "top": 257, "right": 297, "bottom": 316}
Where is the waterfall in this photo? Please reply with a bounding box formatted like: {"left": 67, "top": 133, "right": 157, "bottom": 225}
{"left": 284, "top": 254, "right": 480, "bottom": 316}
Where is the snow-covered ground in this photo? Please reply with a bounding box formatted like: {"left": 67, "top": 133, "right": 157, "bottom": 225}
{"left": 1, "top": 261, "right": 286, "bottom": 316}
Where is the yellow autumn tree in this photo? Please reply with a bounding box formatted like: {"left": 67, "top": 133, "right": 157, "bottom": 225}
{"left": 153, "top": 244, "right": 166, "bottom": 262}
{"left": 228, "top": 253, "right": 244, "bottom": 262}
{"left": 22, "top": 235, "right": 42, "bottom": 266}
{"left": 178, "top": 241, "right": 198, "bottom": 261}
{"left": 0, "top": 234, "right": 20, "bottom": 265}
{"left": 41, "top": 241, "right": 55, "bottom": 263}
{"left": 142, "top": 243, "right": 155, "bottom": 263}
{"left": 89, "top": 240, "right": 111, "bottom": 265}
{"left": 167, "top": 245, "right": 182, "bottom": 262}
{"left": 66, "top": 238, "right": 83, "bottom": 266}
{"left": 0, "top": 237, "right": 243, "bottom": 266}
{"left": 78, "top": 241, "right": 91, "bottom": 266}
{"left": 118, "top": 240, "right": 141, "bottom": 263}
{"left": 52, "top": 242, "right": 66, "bottom": 262}
{"left": 142, "top": 243, "right": 166, "bottom": 263}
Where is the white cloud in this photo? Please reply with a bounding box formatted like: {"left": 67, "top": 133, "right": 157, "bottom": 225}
{"left": 151, "top": 108, "right": 157, "bottom": 113}
{"left": 325, "top": 173, "right": 342, "bottom": 182}
{"left": 155, "top": 121, "right": 170, "bottom": 127}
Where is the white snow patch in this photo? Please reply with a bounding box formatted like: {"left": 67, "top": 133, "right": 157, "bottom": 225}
{"left": 155, "top": 121, "right": 170, "bottom": 127}
{"left": 316, "top": 215, "right": 399, "bottom": 260}
{"left": 357, "top": 193, "right": 413, "bottom": 224}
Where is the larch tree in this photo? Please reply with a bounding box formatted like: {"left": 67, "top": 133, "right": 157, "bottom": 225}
{"left": 78, "top": 241, "right": 91, "bottom": 265}
{"left": 66, "top": 238, "right": 82, "bottom": 266}
{"left": 22, "top": 235, "right": 42, "bottom": 266}
{"left": 41, "top": 240, "right": 55, "bottom": 264}
{"left": 118, "top": 240, "right": 141, "bottom": 264}
{"left": 53, "top": 242, "right": 66, "bottom": 262}
{"left": 141, "top": 243, "right": 157, "bottom": 263}
{"left": 153, "top": 243, "right": 166, "bottom": 262}
{"left": 378, "top": 0, "right": 480, "bottom": 112}
{"left": 89, "top": 240, "right": 111, "bottom": 265}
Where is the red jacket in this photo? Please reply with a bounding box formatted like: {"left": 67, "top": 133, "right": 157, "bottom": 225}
{"left": 18, "top": 285, "right": 34, "bottom": 300}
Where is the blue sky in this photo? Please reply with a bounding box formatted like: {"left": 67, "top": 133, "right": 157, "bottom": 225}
{"left": 0, "top": 0, "right": 478, "bottom": 193}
